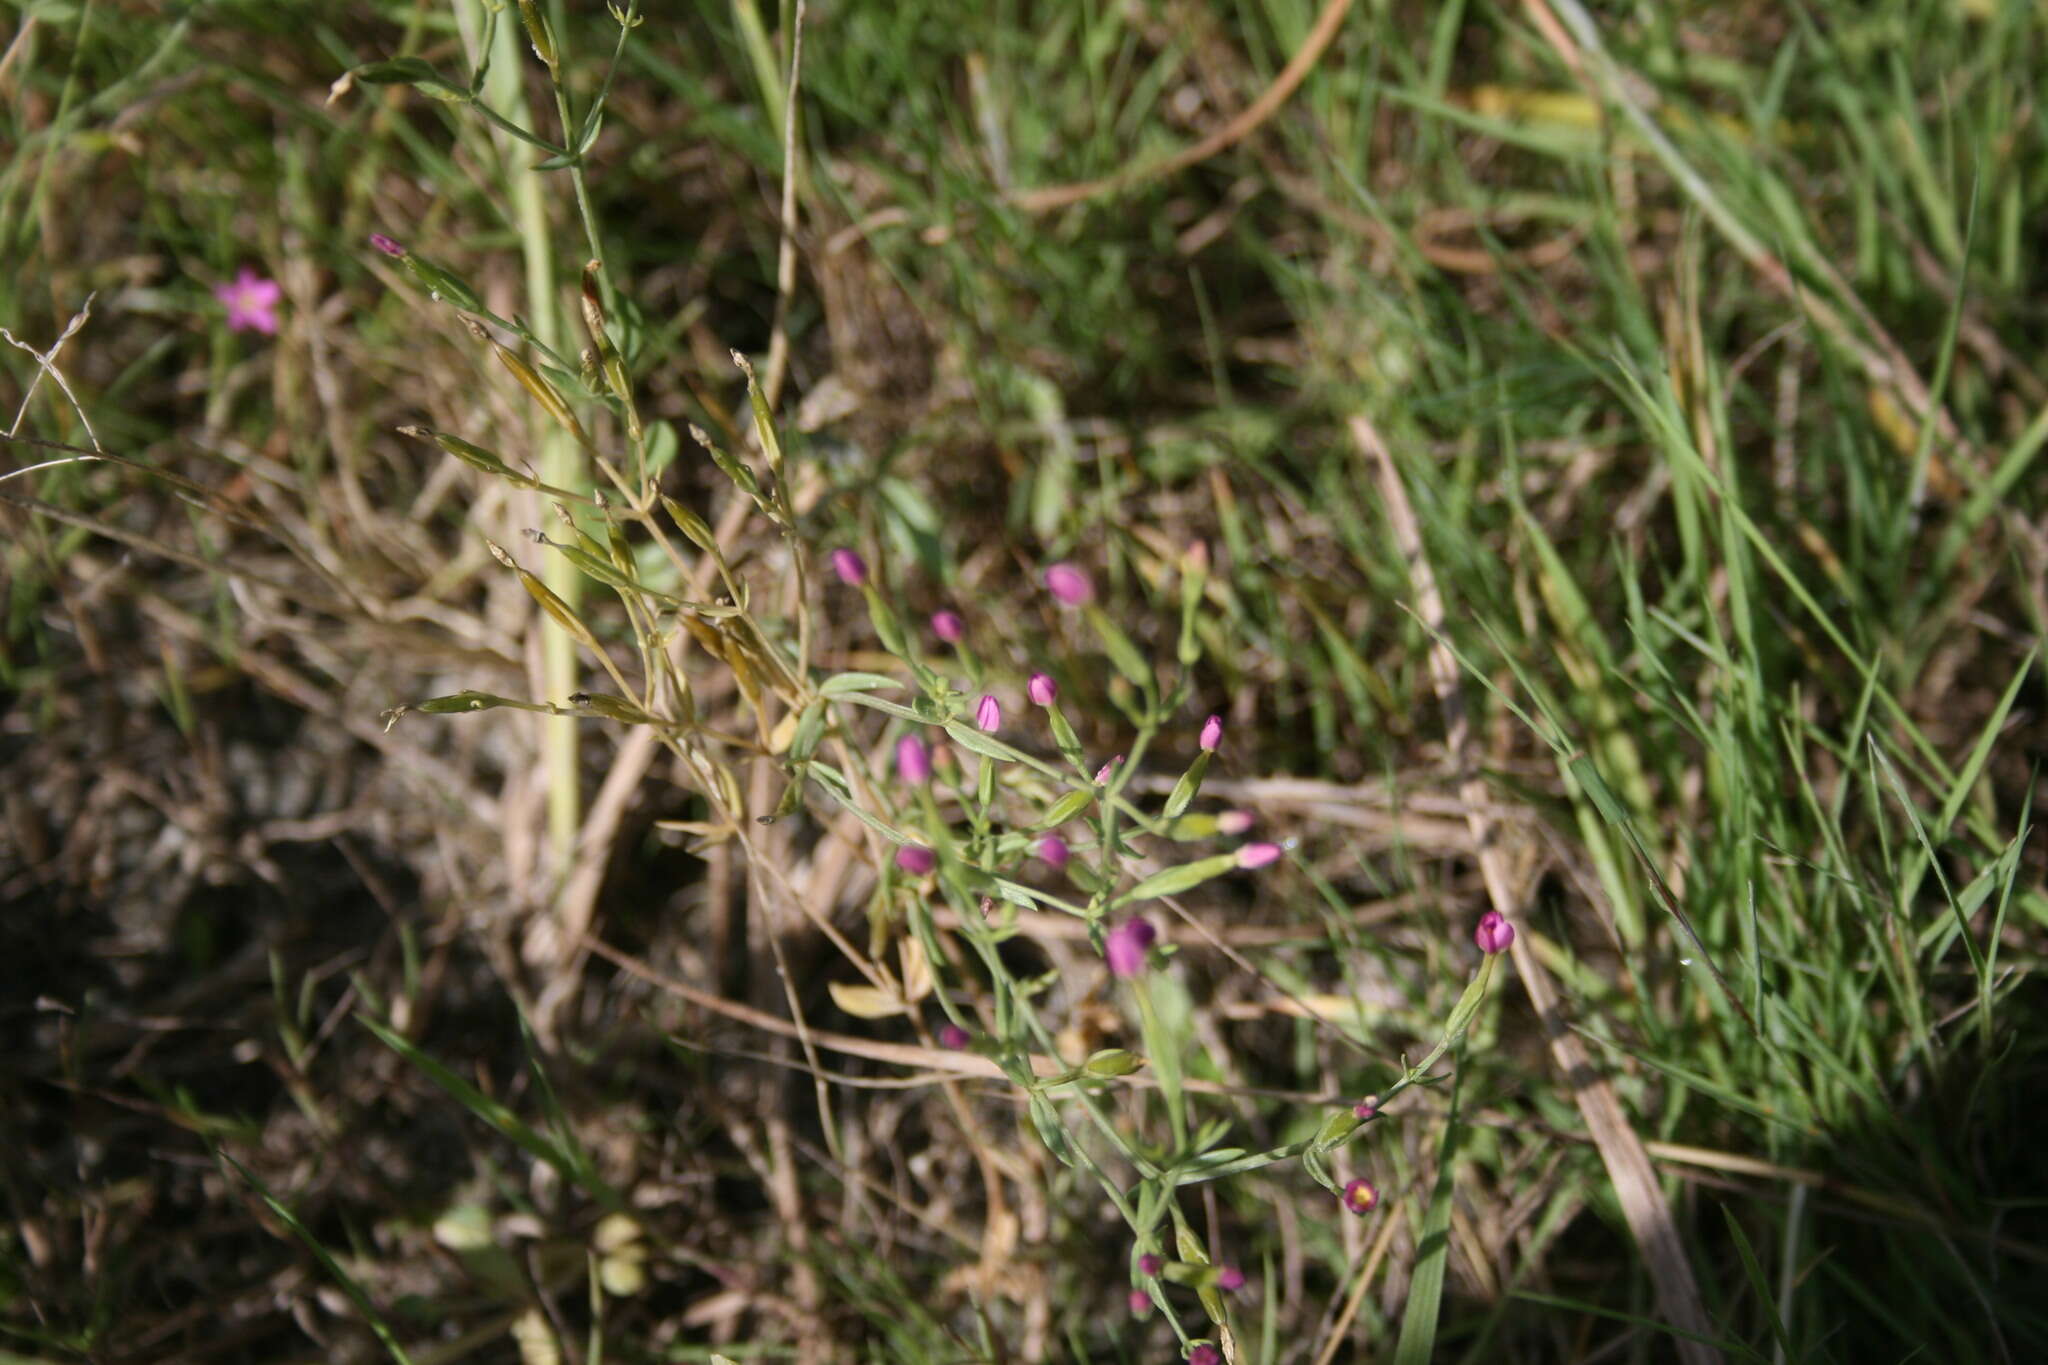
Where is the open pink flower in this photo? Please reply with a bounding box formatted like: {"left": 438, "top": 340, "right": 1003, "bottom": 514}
{"left": 215, "top": 268, "right": 281, "bottom": 335}
{"left": 1474, "top": 910, "right": 1515, "bottom": 954}
{"left": 1342, "top": 1178, "right": 1380, "bottom": 1215}
{"left": 1105, "top": 918, "right": 1156, "bottom": 977}
{"left": 1044, "top": 561, "right": 1094, "bottom": 606}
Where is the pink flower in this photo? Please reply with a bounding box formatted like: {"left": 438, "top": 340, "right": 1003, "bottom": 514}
{"left": 1474, "top": 910, "right": 1515, "bottom": 954}
{"left": 1198, "top": 714, "right": 1223, "bottom": 751}
{"left": 1188, "top": 1348, "right": 1222, "bottom": 1365}
{"left": 1216, "top": 810, "right": 1254, "bottom": 835}
{"left": 1342, "top": 1178, "right": 1379, "bottom": 1216}
{"left": 896, "top": 734, "right": 931, "bottom": 785}
{"left": 1215, "top": 1264, "right": 1246, "bottom": 1292}
{"left": 974, "top": 694, "right": 1001, "bottom": 733}
{"left": 1236, "top": 842, "right": 1281, "bottom": 870}
{"left": 1044, "top": 561, "right": 1093, "bottom": 606}
{"left": 1104, "top": 918, "right": 1155, "bottom": 977}
{"left": 1094, "top": 754, "right": 1123, "bottom": 785}
{"left": 1037, "top": 834, "right": 1070, "bottom": 869}
{"left": 896, "top": 844, "right": 935, "bottom": 876}
{"left": 1127, "top": 1288, "right": 1151, "bottom": 1315}
{"left": 829, "top": 548, "right": 868, "bottom": 586}
{"left": 1138, "top": 1253, "right": 1163, "bottom": 1276}
{"left": 214, "top": 268, "right": 281, "bottom": 335}
{"left": 937, "top": 1023, "right": 971, "bottom": 1050}
{"left": 368, "top": 233, "right": 405, "bottom": 257}
{"left": 930, "top": 610, "right": 964, "bottom": 643}
{"left": 1027, "top": 672, "right": 1058, "bottom": 707}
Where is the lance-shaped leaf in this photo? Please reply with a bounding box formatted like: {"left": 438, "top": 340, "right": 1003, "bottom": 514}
{"left": 1109, "top": 851, "right": 1240, "bottom": 908}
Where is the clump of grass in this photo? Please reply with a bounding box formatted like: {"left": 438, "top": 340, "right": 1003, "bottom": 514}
{"left": 5, "top": 2, "right": 2047, "bottom": 1364}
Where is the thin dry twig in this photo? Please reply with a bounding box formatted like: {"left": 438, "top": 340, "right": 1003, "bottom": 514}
{"left": 1354, "top": 411, "right": 1723, "bottom": 1365}
{"left": 1009, "top": 0, "right": 1357, "bottom": 213}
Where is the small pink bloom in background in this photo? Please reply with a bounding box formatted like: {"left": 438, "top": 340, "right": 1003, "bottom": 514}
{"left": 897, "top": 733, "right": 931, "bottom": 785}
{"left": 1216, "top": 810, "right": 1255, "bottom": 835}
{"left": 1037, "top": 834, "right": 1070, "bottom": 869}
{"left": 1199, "top": 714, "right": 1223, "bottom": 751}
{"left": 1188, "top": 1347, "right": 1222, "bottom": 1365}
{"left": 1044, "top": 561, "right": 1094, "bottom": 606}
{"left": 368, "top": 233, "right": 405, "bottom": 257}
{"left": 1094, "top": 754, "right": 1123, "bottom": 785}
{"left": 895, "top": 844, "right": 935, "bottom": 876}
{"left": 1127, "top": 1289, "right": 1151, "bottom": 1315}
{"left": 215, "top": 268, "right": 281, "bottom": 335}
{"left": 1215, "top": 1264, "right": 1246, "bottom": 1292}
{"left": 937, "top": 1023, "right": 971, "bottom": 1051}
{"left": 1104, "top": 918, "right": 1156, "bottom": 977}
{"left": 1027, "top": 672, "right": 1058, "bottom": 707}
{"left": 1342, "top": 1178, "right": 1380, "bottom": 1216}
{"left": 1236, "top": 841, "right": 1281, "bottom": 870}
{"left": 1474, "top": 910, "right": 1515, "bottom": 954}
{"left": 829, "top": 548, "right": 867, "bottom": 587}
{"left": 930, "top": 610, "right": 964, "bottom": 643}
{"left": 1138, "top": 1253, "right": 1163, "bottom": 1276}
{"left": 1185, "top": 538, "right": 1209, "bottom": 572}
{"left": 974, "top": 694, "right": 1001, "bottom": 733}
{"left": 1353, "top": 1094, "right": 1380, "bottom": 1120}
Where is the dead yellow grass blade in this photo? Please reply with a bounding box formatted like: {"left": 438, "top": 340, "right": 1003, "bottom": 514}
{"left": 1354, "top": 412, "right": 1723, "bottom": 1365}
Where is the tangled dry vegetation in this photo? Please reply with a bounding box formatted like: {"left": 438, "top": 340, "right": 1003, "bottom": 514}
{"left": 7, "top": 3, "right": 2048, "bottom": 1363}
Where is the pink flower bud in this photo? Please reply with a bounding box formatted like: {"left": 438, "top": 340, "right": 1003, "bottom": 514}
{"left": 930, "top": 609, "right": 964, "bottom": 642}
{"left": 1473, "top": 910, "right": 1515, "bottom": 954}
{"left": 1044, "top": 561, "right": 1094, "bottom": 606}
{"left": 1216, "top": 810, "right": 1255, "bottom": 835}
{"left": 1236, "top": 841, "right": 1281, "bottom": 870}
{"left": 1199, "top": 714, "right": 1223, "bottom": 751}
{"left": 897, "top": 733, "right": 931, "bottom": 785}
{"left": 1127, "top": 1288, "right": 1151, "bottom": 1315}
{"left": 1215, "top": 1264, "right": 1246, "bottom": 1292}
{"left": 1342, "top": 1178, "right": 1380, "bottom": 1216}
{"left": 974, "top": 694, "right": 1001, "bottom": 733}
{"left": 1353, "top": 1094, "right": 1380, "bottom": 1120}
{"left": 895, "top": 844, "right": 935, "bottom": 876}
{"left": 1027, "top": 672, "right": 1058, "bottom": 706}
{"left": 1188, "top": 1348, "right": 1222, "bottom": 1365}
{"left": 1037, "top": 834, "right": 1069, "bottom": 869}
{"left": 937, "top": 1023, "right": 971, "bottom": 1051}
{"left": 369, "top": 233, "right": 404, "bottom": 257}
{"left": 829, "top": 548, "right": 868, "bottom": 586}
{"left": 1094, "top": 754, "right": 1123, "bottom": 785}
{"left": 1104, "top": 918, "right": 1156, "bottom": 977}
{"left": 1138, "top": 1253, "right": 1163, "bottom": 1276}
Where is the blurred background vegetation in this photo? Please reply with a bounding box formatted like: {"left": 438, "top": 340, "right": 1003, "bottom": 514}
{"left": 3, "top": 1, "right": 2046, "bottom": 1361}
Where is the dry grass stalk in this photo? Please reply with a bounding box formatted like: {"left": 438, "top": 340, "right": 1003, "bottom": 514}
{"left": 1354, "top": 411, "right": 1723, "bottom": 1365}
